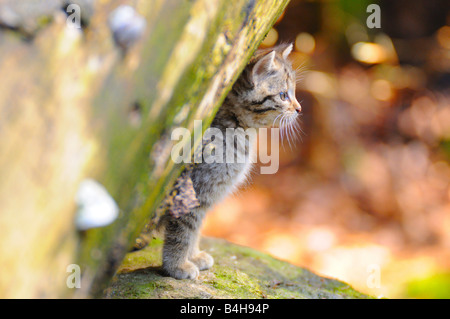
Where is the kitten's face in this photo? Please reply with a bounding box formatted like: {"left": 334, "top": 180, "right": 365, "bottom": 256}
{"left": 238, "top": 44, "right": 301, "bottom": 129}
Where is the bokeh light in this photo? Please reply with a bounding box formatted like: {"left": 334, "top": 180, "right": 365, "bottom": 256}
{"left": 295, "top": 32, "right": 315, "bottom": 54}
{"left": 261, "top": 28, "right": 278, "bottom": 48}
{"left": 204, "top": 0, "right": 450, "bottom": 299}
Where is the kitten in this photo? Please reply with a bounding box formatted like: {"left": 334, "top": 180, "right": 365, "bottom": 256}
{"left": 142, "top": 43, "right": 301, "bottom": 279}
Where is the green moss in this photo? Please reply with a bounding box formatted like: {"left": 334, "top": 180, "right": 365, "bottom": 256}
{"left": 105, "top": 237, "right": 371, "bottom": 299}
{"left": 118, "top": 238, "right": 163, "bottom": 273}
{"left": 207, "top": 266, "right": 264, "bottom": 298}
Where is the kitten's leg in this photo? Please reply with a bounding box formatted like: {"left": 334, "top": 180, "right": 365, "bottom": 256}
{"left": 162, "top": 212, "right": 201, "bottom": 279}
{"left": 189, "top": 229, "right": 214, "bottom": 271}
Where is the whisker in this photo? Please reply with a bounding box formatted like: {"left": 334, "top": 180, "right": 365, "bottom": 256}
{"left": 288, "top": 118, "right": 296, "bottom": 143}
{"left": 296, "top": 116, "right": 306, "bottom": 135}
{"left": 280, "top": 114, "right": 286, "bottom": 151}
{"left": 292, "top": 122, "right": 302, "bottom": 142}
{"left": 272, "top": 113, "right": 283, "bottom": 128}
{"left": 291, "top": 117, "right": 302, "bottom": 143}
{"left": 295, "top": 62, "right": 308, "bottom": 74}
{"left": 294, "top": 63, "right": 308, "bottom": 80}
{"left": 294, "top": 117, "right": 306, "bottom": 143}
{"left": 275, "top": 113, "right": 283, "bottom": 150}
{"left": 271, "top": 113, "right": 283, "bottom": 151}
{"left": 289, "top": 119, "right": 296, "bottom": 148}
{"left": 285, "top": 113, "right": 303, "bottom": 145}
{"left": 283, "top": 115, "right": 291, "bottom": 150}
{"left": 285, "top": 115, "right": 294, "bottom": 150}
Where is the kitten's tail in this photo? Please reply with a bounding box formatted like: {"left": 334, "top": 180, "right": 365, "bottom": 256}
{"left": 131, "top": 218, "right": 166, "bottom": 251}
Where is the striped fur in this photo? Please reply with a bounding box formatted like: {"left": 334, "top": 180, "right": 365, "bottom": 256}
{"left": 160, "top": 43, "right": 302, "bottom": 279}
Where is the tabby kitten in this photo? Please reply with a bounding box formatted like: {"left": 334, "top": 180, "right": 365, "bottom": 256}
{"left": 156, "top": 43, "right": 301, "bottom": 279}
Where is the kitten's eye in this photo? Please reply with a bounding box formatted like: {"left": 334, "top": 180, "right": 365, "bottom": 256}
{"left": 279, "top": 92, "right": 288, "bottom": 101}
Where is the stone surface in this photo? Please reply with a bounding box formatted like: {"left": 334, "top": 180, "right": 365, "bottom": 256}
{"left": 105, "top": 237, "right": 370, "bottom": 299}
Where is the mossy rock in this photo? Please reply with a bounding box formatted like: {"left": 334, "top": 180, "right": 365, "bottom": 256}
{"left": 104, "top": 237, "right": 370, "bottom": 299}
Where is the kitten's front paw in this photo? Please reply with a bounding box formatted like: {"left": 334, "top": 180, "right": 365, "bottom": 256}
{"left": 190, "top": 251, "right": 214, "bottom": 271}
{"left": 164, "top": 260, "right": 199, "bottom": 280}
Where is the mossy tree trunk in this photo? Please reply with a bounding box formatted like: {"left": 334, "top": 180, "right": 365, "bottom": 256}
{"left": 0, "top": 0, "right": 290, "bottom": 298}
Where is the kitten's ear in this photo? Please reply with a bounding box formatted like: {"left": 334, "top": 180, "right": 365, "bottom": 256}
{"left": 252, "top": 51, "right": 276, "bottom": 80}
{"left": 282, "top": 43, "right": 293, "bottom": 60}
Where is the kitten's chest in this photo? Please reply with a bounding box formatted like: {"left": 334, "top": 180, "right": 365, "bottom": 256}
{"left": 191, "top": 141, "right": 254, "bottom": 208}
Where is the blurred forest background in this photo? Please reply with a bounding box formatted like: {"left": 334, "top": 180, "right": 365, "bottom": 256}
{"left": 203, "top": 0, "right": 450, "bottom": 298}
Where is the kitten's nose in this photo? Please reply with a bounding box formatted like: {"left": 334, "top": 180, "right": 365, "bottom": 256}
{"left": 293, "top": 99, "right": 301, "bottom": 114}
